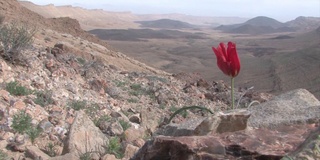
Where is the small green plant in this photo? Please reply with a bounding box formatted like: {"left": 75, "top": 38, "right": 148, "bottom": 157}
{"left": 44, "top": 142, "right": 58, "bottom": 157}
{"left": 168, "top": 106, "right": 214, "bottom": 124}
{"left": 0, "top": 149, "right": 8, "bottom": 160}
{"left": 119, "top": 119, "right": 131, "bottom": 131}
{"left": 129, "top": 83, "right": 155, "bottom": 99}
{"left": 94, "top": 115, "right": 111, "bottom": 127}
{"left": 146, "top": 76, "right": 168, "bottom": 83}
{"left": 180, "top": 110, "right": 188, "bottom": 118}
{"left": 169, "top": 105, "right": 178, "bottom": 113}
{"left": 0, "top": 21, "right": 36, "bottom": 62}
{"left": 26, "top": 126, "right": 42, "bottom": 144}
{"left": 114, "top": 80, "right": 126, "bottom": 88}
{"left": 77, "top": 57, "right": 86, "bottom": 65}
{"left": 129, "top": 84, "right": 143, "bottom": 96}
{"left": 85, "top": 103, "right": 100, "bottom": 118}
{"left": 159, "top": 104, "right": 166, "bottom": 109}
{"left": 5, "top": 81, "right": 32, "bottom": 96}
{"left": 69, "top": 100, "right": 87, "bottom": 111}
{"left": 11, "top": 111, "right": 32, "bottom": 134}
{"left": 79, "top": 152, "right": 93, "bottom": 160}
{"left": 105, "top": 136, "right": 123, "bottom": 158}
{"left": 34, "top": 90, "right": 54, "bottom": 107}
{"left": 127, "top": 98, "right": 138, "bottom": 103}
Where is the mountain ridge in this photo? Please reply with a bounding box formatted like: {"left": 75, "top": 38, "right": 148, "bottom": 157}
{"left": 19, "top": 1, "right": 249, "bottom": 29}
{"left": 216, "top": 16, "right": 320, "bottom": 34}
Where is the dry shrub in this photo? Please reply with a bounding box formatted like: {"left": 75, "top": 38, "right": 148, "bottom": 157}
{"left": 0, "top": 21, "right": 36, "bottom": 63}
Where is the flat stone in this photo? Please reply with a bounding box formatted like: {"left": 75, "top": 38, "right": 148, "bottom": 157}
{"left": 158, "top": 116, "right": 220, "bottom": 136}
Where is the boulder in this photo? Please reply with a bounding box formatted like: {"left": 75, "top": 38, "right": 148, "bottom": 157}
{"left": 248, "top": 89, "right": 320, "bottom": 128}
{"left": 62, "top": 110, "right": 108, "bottom": 156}
{"left": 124, "top": 144, "right": 139, "bottom": 159}
{"left": 132, "top": 136, "right": 226, "bottom": 160}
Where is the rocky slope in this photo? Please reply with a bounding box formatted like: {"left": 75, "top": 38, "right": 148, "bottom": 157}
{"left": 0, "top": 0, "right": 319, "bottom": 160}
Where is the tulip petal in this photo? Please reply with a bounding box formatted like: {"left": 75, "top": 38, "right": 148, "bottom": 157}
{"left": 212, "top": 46, "right": 230, "bottom": 76}
{"left": 227, "top": 42, "right": 241, "bottom": 77}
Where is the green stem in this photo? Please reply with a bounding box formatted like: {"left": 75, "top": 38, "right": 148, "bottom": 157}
{"left": 231, "top": 77, "right": 235, "bottom": 110}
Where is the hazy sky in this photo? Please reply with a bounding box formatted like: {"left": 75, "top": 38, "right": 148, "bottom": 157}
{"left": 25, "top": 0, "right": 320, "bottom": 22}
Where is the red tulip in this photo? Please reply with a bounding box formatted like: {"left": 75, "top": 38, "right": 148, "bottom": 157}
{"left": 212, "top": 42, "right": 240, "bottom": 77}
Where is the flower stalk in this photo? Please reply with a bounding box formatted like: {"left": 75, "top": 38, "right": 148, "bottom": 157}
{"left": 231, "top": 77, "right": 234, "bottom": 110}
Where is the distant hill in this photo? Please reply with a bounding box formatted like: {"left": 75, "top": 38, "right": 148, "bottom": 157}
{"left": 216, "top": 16, "right": 296, "bottom": 34}
{"left": 286, "top": 16, "right": 320, "bottom": 31}
{"left": 245, "top": 16, "right": 285, "bottom": 28}
{"left": 136, "top": 19, "right": 195, "bottom": 29}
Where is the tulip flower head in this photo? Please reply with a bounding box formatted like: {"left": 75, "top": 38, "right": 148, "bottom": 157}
{"left": 212, "top": 41, "right": 240, "bottom": 110}
{"left": 212, "top": 42, "right": 240, "bottom": 77}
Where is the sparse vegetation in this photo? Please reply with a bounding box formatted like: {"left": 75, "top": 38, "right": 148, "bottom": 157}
{"left": 0, "top": 21, "right": 36, "bottom": 62}
{"left": 119, "top": 119, "right": 131, "bottom": 131}
{"left": 127, "top": 97, "right": 139, "bottom": 103}
{"left": 69, "top": 100, "right": 87, "bottom": 111}
{"left": 104, "top": 136, "right": 123, "bottom": 158}
{"left": 5, "top": 81, "right": 32, "bottom": 96}
{"left": 26, "top": 126, "right": 42, "bottom": 144}
{"left": 129, "top": 83, "right": 155, "bottom": 99}
{"left": 44, "top": 142, "right": 58, "bottom": 157}
{"left": 77, "top": 57, "right": 86, "bottom": 65}
{"left": 11, "top": 111, "right": 32, "bottom": 134}
{"left": 85, "top": 103, "right": 100, "bottom": 118}
{"left": 169, "top": 105, "right": 178, "bottom": 113}
{"left": 10, "top": 111, "right": 42, "bottom": 144}
{"left": 114, "top": 80, "right": 127, "bottom": 88}
{"left": 146, "top": 75, "right": 168, "bottom": 83}
{"left": 94, "top": 115, "right": 111, "bottom": 127}
{"left": 0, "top": 150, "right": 8, "bottom": 160}
{"left": 34, "top": 90, "right": 54, "bottom": 107}
{"left": 79, "top": 152, "right": 93, "bottom": 160}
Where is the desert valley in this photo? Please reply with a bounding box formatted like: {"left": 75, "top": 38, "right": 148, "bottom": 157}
{"left": 20, "top": 1, "right": 320, "bottom": 99}
{"left": 0, "top": 0, "right": 319, "bottom": 159}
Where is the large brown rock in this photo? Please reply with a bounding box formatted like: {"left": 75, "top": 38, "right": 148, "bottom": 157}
{"left": 132, "top": 136, "right": 226, "bottom": 160}
{"left": 285, "top": 125, "right": 320, "bottom": 160}
{"left": 133, "top": 124, "right": 317, "bottom": 160}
